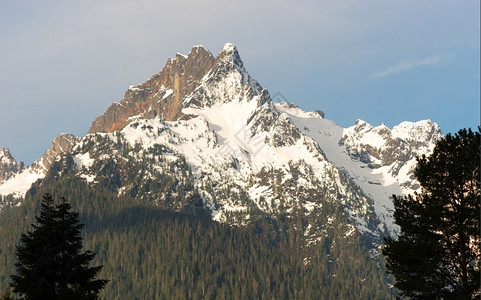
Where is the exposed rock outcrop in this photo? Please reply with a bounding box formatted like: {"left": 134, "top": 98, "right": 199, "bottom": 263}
{"left": 32, "top": 133, "right": 78, "bottom": 173}
{"left": 340, "top": 119, "right": 443, "bottom": 190}
{"left": 88, "top": 43, "right": 266, "bottom": 134}
{"left": 186, "top": 43, "right": 262, "bottom": 108}
{"left": 0, "top": 149, "right": 25, "bottom": 183}
{"left": 88, "top": 45, "right": 216, "bottom": 133}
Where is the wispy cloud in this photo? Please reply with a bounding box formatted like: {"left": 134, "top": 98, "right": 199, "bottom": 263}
{"left": 371, "top": 55, "right": 451, "bottom": 78}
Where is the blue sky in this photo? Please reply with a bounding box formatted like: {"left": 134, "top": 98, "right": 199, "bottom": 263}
{"left": 1, "top": 0, "right": 479, "bottom": 165}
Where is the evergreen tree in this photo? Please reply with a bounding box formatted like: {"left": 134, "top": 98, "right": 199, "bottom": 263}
{"left": 10, "top": 194, "right": 107, "bottom": 300}
{"left": 0, "top": 136, "right": 393, "bottom": 299}
{"left": 383, "top": 128, "right": 480, "bottom": 299}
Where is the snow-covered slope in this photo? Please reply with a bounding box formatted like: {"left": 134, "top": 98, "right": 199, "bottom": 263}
{"left": 0, "top": 134, "right": 78, "bottom": 200}
{"left": 275, "top": 103, "right": 442, "bottom": 235}
{"left": 0, "top": 169, "right": 43, "bottom": 199}
{"left": 0, "top": 43, "right": 442, "bottom": 243}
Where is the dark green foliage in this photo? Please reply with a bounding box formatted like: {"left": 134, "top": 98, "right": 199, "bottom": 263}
{"left": 0, "top": 177, "right": 392, "bottom": 299}
{"left": 383, "top": 128, "right": 481, "bottom": 299}
{"left": 0, "top": 133, "right": 393, "bottom": 299}
{"left": 10, "top": 194, "right": 107, "bottom": 300}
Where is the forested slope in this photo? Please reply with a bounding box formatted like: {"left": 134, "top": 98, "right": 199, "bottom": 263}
{"left": 0, "top": 156, "right": 391, "bottom": 299}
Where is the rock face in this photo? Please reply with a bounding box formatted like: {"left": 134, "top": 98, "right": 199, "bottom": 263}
{"left": 340, "top": 119, "right": 443, "bottom": 190}
{"left": 0, "top": 134, "right": 78, "bottom": 199}
{"left": 186, "top": 43, "right": 262, "bottom": 108}
{"left": 88, "top": 45, "right": 216, "bottom": 133}
{"left": 81, "top": 44, "right": 443, "bottom": 237}
{"left": 32, "top": 133, "right": 78, "bottom": 173}
{"left": 0, "top": 149, "right": 24, "bottom": 184}
{"left": 88, "top": 43, "right": 266, "bottom": 134}
{"left": 0, "top": 43, "right": 443, "bottom": 242}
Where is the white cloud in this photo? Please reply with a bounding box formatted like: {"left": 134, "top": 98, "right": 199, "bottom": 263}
{"left": 371, "top": 55, "right": 452, "bottom": 78}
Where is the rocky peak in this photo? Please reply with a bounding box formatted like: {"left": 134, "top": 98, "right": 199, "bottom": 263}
{"left": 88, "top": 45, "right": 215, "bottom": 133}
{"left": 160, "top": 46, "right": 215, "bottom": 100}
{"left": 392, "top": 120, "right": 442, "bottom": 153}
{"left": 342, "top": 120, "right": 413, "bottom": 166}
{"left": 278, "top": 102, "right": 300, "bottom": 109}
{"left": 340, "top": 119, "right": 443, "bottom": 191}
{"left": 215, "top": 43, "right": 243, "bottom": 68}
{"left": 0, "top": 149, "right": 16, "bottom": 166}
{"left": 309, "top": 110, "right": 325, "bottom": 119}
{"left": 0, "top": 148, "right": 25, "bottom": 183}
{"left": 32, "top": 133, "right": 78, "bottom": 173}
{"left": 88, "top": 43, "right": 265, "bottom": 134}
{"left": 186, "top": 43, "right": 263, "bottom": 108}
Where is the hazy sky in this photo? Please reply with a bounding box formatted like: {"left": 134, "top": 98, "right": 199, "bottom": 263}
{"left": 1, "top": 0, "right": 479, "bottom": 164}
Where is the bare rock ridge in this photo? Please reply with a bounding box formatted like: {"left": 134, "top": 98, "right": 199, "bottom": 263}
{"left": 0, "top": 42, "right": 444, "bottom": 245}
{"left": 0, "top": 149, "right": 25, "bottom": 184}
{"left": 88, "top": 45, "right": 215, "bottom": 133}
{"left": 340, "top": 119, "right": 442, "bottom": 190}
{"left": 186, "top": 43, "right": 263, "bottom": 108}
{"left": 89, "top": 45, "right": 250, "bottom": 133}
{"left": 88, "top": 43, "right": 265, "bottom": 134}
{"left": 32, "top": 133, "right": 78, "bottom": 173}
{"left": 0, "top": 134, "right": 77, "bottom": 199}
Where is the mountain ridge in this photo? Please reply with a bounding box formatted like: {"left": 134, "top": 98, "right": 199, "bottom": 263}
{"left": 0, "top": 43, "right": 442, "bottom": 242}
{"left": 87, "top": 43, "right": 264, "bottom": 134}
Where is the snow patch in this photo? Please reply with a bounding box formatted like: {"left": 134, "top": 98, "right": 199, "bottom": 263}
{"left": 0, "top": 169, "right": 43, "bottom": 198}
{"left": 162, "top": 89, "right": 173, "bottom": 100}
{"left": 73, "top": 152, "right": 94, "bottom": 168}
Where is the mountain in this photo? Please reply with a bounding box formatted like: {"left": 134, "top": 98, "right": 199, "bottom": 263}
{"left": 279, "top": 109, "right": 442, "bottom": 234}
{"left": 0, "top": 43, "right": 442, "bottom": 298}
{"left": 88, "top": 43, "right": 262, "bottom": 133}
{"left": 0, "top": 134, "right": 77, "bottom": 200}
{"left": 0, "top": 149, "right": 25, "bottom": 184}
{"left": 0, "top": 43, "right": 443, "bottom": 237}
{"left": 87, "top": 45, "right": 215, "bottom": 133}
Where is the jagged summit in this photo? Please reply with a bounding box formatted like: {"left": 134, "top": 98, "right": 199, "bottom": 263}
{"left": 88, "top": 44, "right": 215, "bottom": 133}
{"left": 392, "top": 119, "right": 441, "bottom": 149}
{"left": 185, "top": 43, "right": 263, "bottom": 108}
{"left": 88, "top": 43, "right": 262, "bottom": 134}
{"left": 0, "top": 134, "right": 78, "bottom": 198}
{"left": 220, "top": 42, "right": 236, "bottom": 53}
{"left": 215, "top": 43, "right": 243, "bottom": 67}
{"left": 31, "top": 133, "right": 78, "bottom": 173}
{"left": 0, "top": 149, "right": 25, "bottom": 184}
{"left": 276, "top": 101, "right": 325, "bottom": 119}
{"left": 1, "top": 42, "right": 444, "bottom": 247}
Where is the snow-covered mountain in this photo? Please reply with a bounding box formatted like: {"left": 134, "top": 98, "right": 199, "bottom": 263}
{"left": 0, "top": 134, "right": 78, "bottom": 199}
{"left": 0, "top": 43, "right": 442, "bottom": 243}
{"left": 0, "top": 149, "right": 25, "bottom": 184}
{"left": 276, "top": 104, "right": 442, "bottom": 234}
